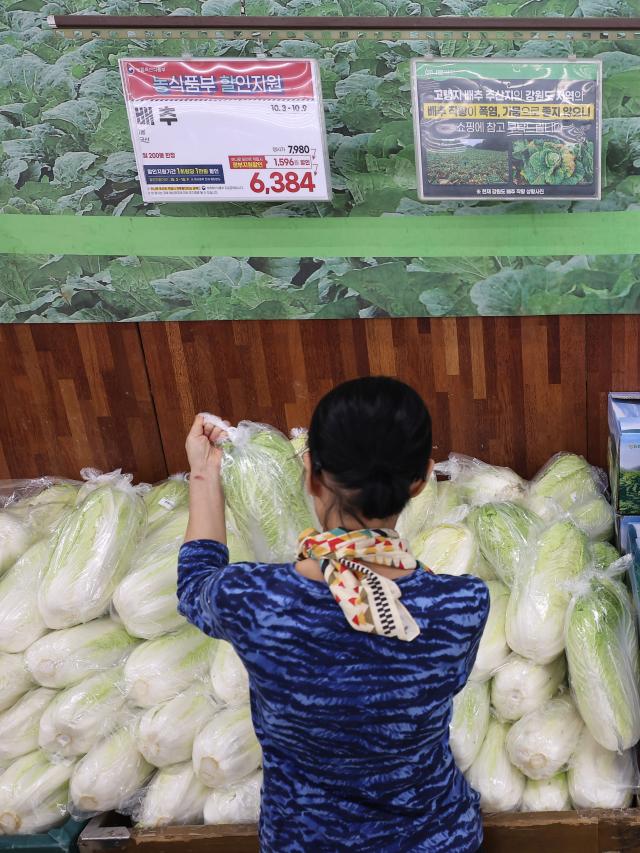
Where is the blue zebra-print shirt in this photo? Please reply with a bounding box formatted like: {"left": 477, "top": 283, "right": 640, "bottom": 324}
{"left": 178, "top": 539, "right": 489, "bottom": 853}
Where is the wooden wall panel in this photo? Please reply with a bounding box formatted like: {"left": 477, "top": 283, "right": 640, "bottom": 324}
{"left": 0, "top": 324, "right": 167, "bottom": 483}
{"left": 140, "top": 316, "right": 591, "bottom": 479}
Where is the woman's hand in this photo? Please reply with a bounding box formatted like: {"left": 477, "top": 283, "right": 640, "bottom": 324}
{"left": 185, "top": 414, "right": 227, "bottom": 479}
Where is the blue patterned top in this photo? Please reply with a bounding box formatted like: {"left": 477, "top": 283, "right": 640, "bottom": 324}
{"left": 178, "top": 539, "right": 489, "bottom": 853}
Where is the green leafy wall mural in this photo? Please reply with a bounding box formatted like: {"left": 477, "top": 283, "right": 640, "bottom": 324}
{"left": 1, "top": 0, "right": 640, "bottom": 321}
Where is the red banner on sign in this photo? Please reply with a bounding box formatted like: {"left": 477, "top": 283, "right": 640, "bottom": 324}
{"left": 121, "top": 59, "right": 315, "bottom": 101}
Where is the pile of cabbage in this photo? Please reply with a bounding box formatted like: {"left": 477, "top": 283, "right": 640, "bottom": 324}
{"left": 0, "top": 419, "right": 312, "bottom": 835}
{"left": 406, "top": 452, "right": 639, "bottom": 813}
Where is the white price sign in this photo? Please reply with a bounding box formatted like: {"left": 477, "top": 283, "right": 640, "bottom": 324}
{"left": 119, "top": 58, "right": 332, "bottom": 203}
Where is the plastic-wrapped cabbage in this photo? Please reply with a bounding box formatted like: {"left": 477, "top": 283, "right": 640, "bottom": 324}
{"left": 396, "top": 474, "right": 438, "bottom": 548}
{"left": 210, "top": 642, "right": 250, "bottom": 707}
{"left": 522, "top": 774, "right": 571, "bottom": 812}
{"left": 437, "top": 455, "right": 526, "bottom": 506}
{"left": 289, "top": 428, "right": 308, "bottom": 456}
{"left": 38, "top": 667, "right": 127, "bottom": 758}
{"left": 491, "top": 655, "right": 566, "bottom": 722}
{"left": 529, "top": 453, "right": 602, "bottom": 510}
{"left": 466, "top": 719, "right": 525, "bottom": 813}
{"left": 70, "top": 725, "right": 153, "bottom": 815}
{"left": 142, "top": 477, "right": 189, "bottom": 526}
{"left": 566, "top": 573, "right": 640, "bottom": 752}
{"left": 0, "top": 539, "right": 50, "bottom": 653}
{"left": 138, "top": 686, "right": 217, "bottom": 768}
{"left": 0, "top": 653, "right": 34, "bottom": 713}
{"left": 124, "top": 625, "right": 217, "bottom": 709}
{"left": 0, "top": 688, "right": 56, "bottom": 762}
{"left": 413, "top": 524, "right": 476, "bottom": 576}
{"left": 469, "top": 581, "right": 510, "bottom": 683}
{"left": 570, "top": 495, "right": 614, "bottom": 542}
{"left": 205, "top": 417, "right": 313, "bottom": 563}
{"left": 506, "top": 521, "right": 588, "bottom": 664}
{"left": 38, "top": 472, "right": 146, "bottom": 629}
{"left": 467, "top": 502, "right": 539, "bottom": 587}
{"left": 470, "top": 555, "right": 497, "bottom": 582}
{"left": 10, "top": 483, "right": 79, "bottom": 536}
{"left": 568, "top": 729, "right": 637, "bottom": 808}
{"left": 0, "top": 511, "right": 33, "bottom": 576}
{"left": 432, "top": 481, "right": 467, "bottom": 525}
{"left": 204, "top": 770, "right": 262, "bottom": 825}
{"left": 0, "top": 750, "right": 73, "bottom": 834}
{"left": 505, "top": 695, "right": 583, "bottom": 781}
{"left": 449, "top": 681, "right": 490, "bottom": 773}
{"left": 138, "top": 761, "right": 209, "bottom": 827}
{"left": 193, "top": 705, "right": 262, "bottom": 788}
{"left": 25, "top": 618, "right": 138, "bottom": 689}
{"left": 589, "top": 541, "right": 620, "bottom": 571}
{"left": 112, "top": 512, "right": 189, "bottom": 640}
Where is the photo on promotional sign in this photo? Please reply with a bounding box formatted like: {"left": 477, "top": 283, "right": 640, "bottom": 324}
{"left": 118, "top": 58, "right": 332, "bottom": 204}
{"left": 411, "top": 59, "right": 602, "bottom": 202}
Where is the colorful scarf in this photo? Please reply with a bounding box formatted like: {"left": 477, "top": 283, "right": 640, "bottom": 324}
{"left": 298, "top": 528, "right": 427, "bottom": 642}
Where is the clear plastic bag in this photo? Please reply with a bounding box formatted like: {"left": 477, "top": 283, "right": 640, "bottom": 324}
{"left": 192, "top": 705, "right": 262, "bottom": 789}
{"left": 69, "top": 721, "right": 154, "bottom": 817}
{"left": 38, "top": 667, "right": 128, "bottom": 759}
{"left": 435, "top": 454, "right": 527, "bottom": 507}
{"left": 467, "top": 502, "right": 541, "bottom": 588}
{"left": 136, "top": 762, "right": 209, "bottom": 827}
{"left": 203, "top": 770, "right": 262, "bottom": 825}
{"left": 506, "top": 520, "right": 589, "bottom": 665}
{"left": 490, "top": 654, "right": 566, "bottom": 723}
{"left": 24, "top": 618, "right": 139, "bottom": 689}
{"left": 140, "top": 475, "right": 189, "bottom": 527}
{"left": 0, "top": 750, "right": 73, "bottom": 834}
{"left": 202, "top": 415, "right": 314, "bottom": 563}
{"left": 137, "top": 686, "right": 218, "bottom": 768}
{"left": 38, "top": 470, "right": 146, "bottom": 630}
{"left": 567, "top": 729, "right": 638, "bottom": 809}
{"left": 449, "top": 681, "right": 490, "bottom": 773}
{"left": 505, "top": 695, "right": 584, "bottom": 781}
{"left": 565, "top": 564, "right": 640, "bottom": 752}
{"left": 0, "top": 539, "right": 51, "bottom": 653}
{"left": 123, "top": 625, "right": 217, "bottom": 709}
{"left": 469, "top": 581, "right": 510, "bottom": 683}
{"left": 466, "top": 718, "right": 525, "bottom": 813}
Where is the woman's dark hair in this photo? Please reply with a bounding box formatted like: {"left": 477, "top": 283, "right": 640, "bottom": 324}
{"left": 307, "top": 376, "right": 432, "bottom": 521}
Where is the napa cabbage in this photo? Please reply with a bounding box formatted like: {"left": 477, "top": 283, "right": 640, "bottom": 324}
{"left": 193, "top": 705, "right": 262, "bottom": 788}
{"left": 522, "top": 774, "right": 571, "bottom": 812}
{"left": 0, "top": 750, "right": 73, "bottom": 834}
{"left": 0, "top": 688, "right": 56, "bottom": 763}
{"left": 0, "top": 539, "right": 50, "bottom": 653}
{"left": 449, "top": 681, "right": 490, "bottom": 773}
{"left": 204, "top": 770, "right": 262, "bottom": 825}
{"left": 137, "top": 686, "right": 217, "bottom": 768}
{"left": 568, "top": 729, "right": 637, "bottom": 809}
{"left": 210, "top": 641, "right": 250, "bottom": 707}
{"left": 0, "top": 653, "right": 34, "bottom": 713}
{"left": 469, "top": 580, "right": 510, "bottom": 683}
{"left": 467, "top": 502, "right": 540, "bottom": 586}
{"left": 505, "top": 695, "right": 583, "bottom": 781}
{"left": 566, "top": 573, "right": 640, "bottom": 752}
{"left": 413, "top": 523, "right": 476, "bottom": 576}
{"left": 396, "top": 474, "right": 438, "bottom": 548}
{"left": 491, "top": 654, "right": 566, "bottom": 722}
{"left": 466, "top": 719, "right": 525, "bottom": 813}
{"left": 137, "top": 761, "right": 209, "bottom": 827}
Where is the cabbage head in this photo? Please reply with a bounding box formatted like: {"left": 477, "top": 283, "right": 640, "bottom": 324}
{"left": 137, "top": 686, "right": 217, "bottom": 768}
{"left": 210, "top": 641, "right": 250, "bottom": 707}
{"left": 142, "top": 478, "right": 189, "bottom": 527}
{"left": 506, "top": 521, "right": 588, "bottom": 664}
{"left": 413, "top": 524, "right": 476, "bottom": 576}
{"left": 522, "top": 773, "right": 571, "bottom": 812}
{"left": 568, "top": 729, "right": 637, "bottom": 809}
{"left": 589, "top": 541, "right": 619, "bottom": 571}
{"left": 505, "top": 695, "right": 583, "bottom": 781}
{"left": 70, "top": 725, "right": 153, "bottom": 814}
{"left": 469, "top": 581, "right": 510, "bottom": 683}
{"left": 491, "top": 654, "right": 566, "bottom": 722}
{"left": 204, "top": 770, "right": 262, "bottom": 825}
{"left": 449, "top": 681, "right": 490, "bottom": 773}
{"left": 529, "top": 453, "right": 601, "bottom": 510}
{"left": 566, "top": 574, "right": 640, "bottom": 751}
{"left": 0, "top": 511, "right": 33, "bottom": 577}
{"left": 440, "top": 455, "right": 526, "bottom": 506}
{"left": 193, "top": 705, "right": 262, "bottom": 788}
{"left": 570, "top": 495, "right": 614, "bottom": 542}
{"left": 0, "top": 688, "right": 56, "bottom": 763}
{"left": 0, "top": 652, "right": 34, "bottom": 713}
{"left": 137, "top": 761, "right": 209, "bottom": 827}
{"left": 0, "top": 539, "right": 50, "bottom": 653}
{"left": 467, "top": 502, "right": 539, "bottom": 587}
{"left": 39, "top": 480, "right": 146, "bottom": 629}
{"left": 0, "top": 750, "right": 74, "bottom": 834}
{"left": 466, "top": 719, "right": 525, "bottom": 813}
{"left": 396, "top": 474, "right": 438, "bottom": 548}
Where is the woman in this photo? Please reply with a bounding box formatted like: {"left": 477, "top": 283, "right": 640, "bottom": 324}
{"left": 178, "top": 377, "right": 489, "bottom": 852}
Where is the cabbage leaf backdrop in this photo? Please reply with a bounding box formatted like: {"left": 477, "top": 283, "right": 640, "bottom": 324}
{"left": 1, "top": 0, "right": 639, "bottom": 321}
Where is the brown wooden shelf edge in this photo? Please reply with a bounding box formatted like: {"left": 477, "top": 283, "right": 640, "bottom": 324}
{"left": 49, "top": 14, "right": 640, "bottom": 32}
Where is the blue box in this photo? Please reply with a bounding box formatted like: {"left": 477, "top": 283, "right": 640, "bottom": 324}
{"left": 0, "top": 819, "right": 86, "bottom": 853}
{"left": 608, "top": 392, "right": 640, "bottom": 515}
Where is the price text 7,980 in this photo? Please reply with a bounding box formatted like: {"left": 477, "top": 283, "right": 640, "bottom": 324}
{"left": 250, "top": 171, "right": 316, "bottom": 194}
